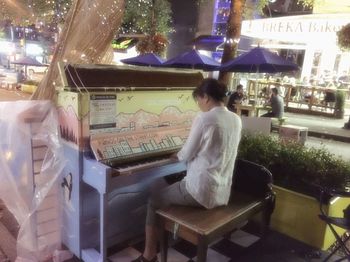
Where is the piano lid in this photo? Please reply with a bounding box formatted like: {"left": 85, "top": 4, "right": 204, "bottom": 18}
{"left": 90, "top": 126, "right": 190, "bottom": 163}
{"left": 61, "top": 64, "right": 204, "bottom": 90}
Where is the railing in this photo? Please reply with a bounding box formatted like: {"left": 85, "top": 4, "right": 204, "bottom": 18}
{"left": 285, "top": 85, "right": 336, "bottom": 112}
{"left": 246, "top": 80, "right": 350, "bottom": 117}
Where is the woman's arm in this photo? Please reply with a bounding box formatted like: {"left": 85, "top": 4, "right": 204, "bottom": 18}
{"left": 177, "top": 115, "right": 203, "bottom": 162}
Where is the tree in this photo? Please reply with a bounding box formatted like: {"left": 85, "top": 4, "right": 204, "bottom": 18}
{"left": 32, "top": 0, "right": 126, "bottom": 100}
{"left": 0, "top": 0, "right": 73, "bottom": 35}
{"left": 336, "top": 23, "right": 350, "bottom": 129}
{"left": 337, "top": 23, "right": 350, "bottom": 51}
{"left": 0, "top": 0, "right": 31, "bottom": 23}
{"left": 121, "top": 0, "right": 172, "bottom": 36}
{"left": 28, "top": 0, "right": 72, "bottom": 29}
{"left": 27, "top": 0, "right": 173, "bottom": 55}
{"left": 121, "top": 0, "right": 172, "bottom": 55}
{"left": 218, "top": 0, "right": 247, "bottom": 84}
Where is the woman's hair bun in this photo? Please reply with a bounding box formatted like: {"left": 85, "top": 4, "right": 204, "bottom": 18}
{"left": 193, "top": 78, "right": 228, "bottom": 102}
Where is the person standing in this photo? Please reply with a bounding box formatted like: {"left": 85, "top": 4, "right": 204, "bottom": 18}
{"left": 261, "top": 88, "right": 284, "bottom": 118}
{"left": 132, "top": 78, "right": 242, "bottom": 262}
{"left": 17, "top": 69, "right": 26, "bottom": 83}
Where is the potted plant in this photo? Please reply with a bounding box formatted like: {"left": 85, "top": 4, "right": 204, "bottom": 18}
{"left": 21, "top": 80, "right": 40, "bottom": 94}
{"left": 334, "top": 90, "right": 346, "bottom": 119}
{"left": 238, "top": 134, "right": 350, "bottom": 249}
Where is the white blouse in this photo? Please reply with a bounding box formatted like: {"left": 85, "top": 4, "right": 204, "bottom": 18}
{"left": 177, "top": 106, "right": 242, "bottom": 209}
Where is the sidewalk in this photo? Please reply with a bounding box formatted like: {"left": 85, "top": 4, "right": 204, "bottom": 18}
{"left": 0, "top": 88, "right": 31, "bottom": 101}
{"left": 283, "top": 111, "right": 350, "bottom": 143}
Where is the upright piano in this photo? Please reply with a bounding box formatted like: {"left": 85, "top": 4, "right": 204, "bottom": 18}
{"left": 56, "top": 64, "right": 203, "bottom": 262}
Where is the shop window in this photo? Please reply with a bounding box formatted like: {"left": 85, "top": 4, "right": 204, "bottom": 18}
{"left": 311, "top": 51, "right": 322, "bottom": 77}
{"left": 333, "top": 54, "right": 341, "bottom": 74}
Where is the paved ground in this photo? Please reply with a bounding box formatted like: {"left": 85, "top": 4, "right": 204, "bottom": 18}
{"left": 0, "top": 88, "right": 31, "bottom": 101}
{"left": 272, "top": 110, "right": 350, "bottom": 161}
{"left": 106, "top": 227, "right": 339, "bottom": 262}
{"left": 285, "top": 111, "right": 350, "bottom": 142}
{"left": 306, "top": 136, "right": 350, "bottom": 161}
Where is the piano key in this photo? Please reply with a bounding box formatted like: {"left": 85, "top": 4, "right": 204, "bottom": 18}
{"left": 115, "top": 157, "right": 178, "bottom": 176}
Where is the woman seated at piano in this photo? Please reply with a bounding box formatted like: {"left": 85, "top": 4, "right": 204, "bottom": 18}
{"left": 133, "top": 78, "right": 242, "bottom": 262}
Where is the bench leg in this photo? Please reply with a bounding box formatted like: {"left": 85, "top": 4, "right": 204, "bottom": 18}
{"left": 196, "top": 237, "right": 208, "bottom": 262}
{"left": 260, "top": 198, "right": 274, "bottom": 237}
{"left": 159, "top": 220, "right": 168, "bottom": 262}
{"left": 258, "top": 210, "right": 269, "bottom": 237}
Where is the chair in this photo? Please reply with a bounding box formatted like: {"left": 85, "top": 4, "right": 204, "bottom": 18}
{"left": 318, "top": 187, "right": 350, "bottom": 262}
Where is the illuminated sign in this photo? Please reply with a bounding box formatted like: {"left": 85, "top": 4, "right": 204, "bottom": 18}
{"left": 241, "top": 14, "right": 350, "bottom": 43}
{"left": 260, "top": 20, "right": 342, "bottom": 34}
{"left": 112, "top": 37, "right": 139, "bottom": 52}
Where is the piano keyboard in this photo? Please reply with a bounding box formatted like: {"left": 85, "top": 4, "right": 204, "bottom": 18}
{"left": 114, "top": 156, "right": 179, "bottom": 176}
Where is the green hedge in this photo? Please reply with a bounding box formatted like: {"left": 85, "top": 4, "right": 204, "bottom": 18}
{"left": 237, "top": 134, "right": 350, "bottom": 196}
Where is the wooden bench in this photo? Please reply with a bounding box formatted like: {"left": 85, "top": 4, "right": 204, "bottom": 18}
{"left": 156, "top": 159, "right": 275, "bottom": 262}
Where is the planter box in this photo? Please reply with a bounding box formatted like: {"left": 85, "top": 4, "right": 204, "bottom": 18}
{"left": 271, "top": 185, "right": 350, "bottom": 250}
{"left": 21, "top": 84, "right": 37, "bottom": 94}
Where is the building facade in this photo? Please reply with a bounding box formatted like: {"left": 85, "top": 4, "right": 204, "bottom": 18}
{"left": 196, "top": 0, "right": 350, "bottom": 80}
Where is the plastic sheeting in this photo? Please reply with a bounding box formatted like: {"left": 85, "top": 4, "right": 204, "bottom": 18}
{"left": 31, "top": 0, "right": 125, "bottom": 101}
{"left": 0, "top": 101, "right": 66, "bottom": 261}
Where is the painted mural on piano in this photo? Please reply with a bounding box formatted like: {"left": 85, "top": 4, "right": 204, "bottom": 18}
{"left": 57, "top": 90, "right": 198, "bottom": 150}
{"left": 90, "top": 126, "right": 190, "bottom": 161}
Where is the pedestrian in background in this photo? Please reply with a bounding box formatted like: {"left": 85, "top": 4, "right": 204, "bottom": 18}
{"left": 227, "top": 84, "right": 245, "bottom": 112}
{"left": 261, "top": 88, "right": 284, "bottom": 118}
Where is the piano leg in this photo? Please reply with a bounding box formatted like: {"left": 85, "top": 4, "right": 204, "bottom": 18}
{"left": 100, "top": 193, "right": 108, "bottom": 262}
{"left": 81, "top": 192, "right": 108, "bottom": 262}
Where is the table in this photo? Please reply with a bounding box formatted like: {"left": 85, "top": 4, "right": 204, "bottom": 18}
{"left": 235, "top": 104, "right": 271, "bottom": 117}
{"left": 235, "top": 104, "right": 255, "bottom": 116}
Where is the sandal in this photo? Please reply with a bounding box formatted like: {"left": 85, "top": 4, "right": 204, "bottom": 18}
{"left": 131, "top": 255, "right": 158, "bottom": 262}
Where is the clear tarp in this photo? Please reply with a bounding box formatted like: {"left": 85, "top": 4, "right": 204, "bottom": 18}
{"left": 31, "top": 0, "right": 125, "bottom": 101}
{"left": 0, "top": 101, "right": 66, "bottom": 261}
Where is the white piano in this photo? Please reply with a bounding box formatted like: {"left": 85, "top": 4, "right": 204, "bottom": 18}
{"left": 57, "top": 64, "right": 203, "bottom": 262}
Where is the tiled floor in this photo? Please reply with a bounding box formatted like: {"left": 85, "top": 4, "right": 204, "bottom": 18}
{"left": 1, "top": 205, "right": 343, "bottom": 262}
{"left": 107, "top": 228, "right": 338, "bottom": 262}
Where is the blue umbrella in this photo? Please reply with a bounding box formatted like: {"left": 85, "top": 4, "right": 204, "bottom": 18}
{"left": 162, "top": 50, "right": 220, "bottom": 71}
{"left": 219, "top": 47, "right": 299, "bottom": 73}
{"left": 220, "top": 47, "right": 299, "bottom": 102}
{"left": 121, "top": 53, "right": 164, "bottom": 66}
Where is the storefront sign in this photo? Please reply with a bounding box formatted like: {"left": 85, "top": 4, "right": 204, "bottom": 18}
{"left": 242, "top": 14, "right": 350, "bottom": 43}
{"left": 261, "top": 20, "right": 342, "bottom": 34}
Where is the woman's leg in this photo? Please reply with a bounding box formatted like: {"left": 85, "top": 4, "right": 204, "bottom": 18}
{"left": 141, "top": 180, "right": 201, "bottom": 261}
